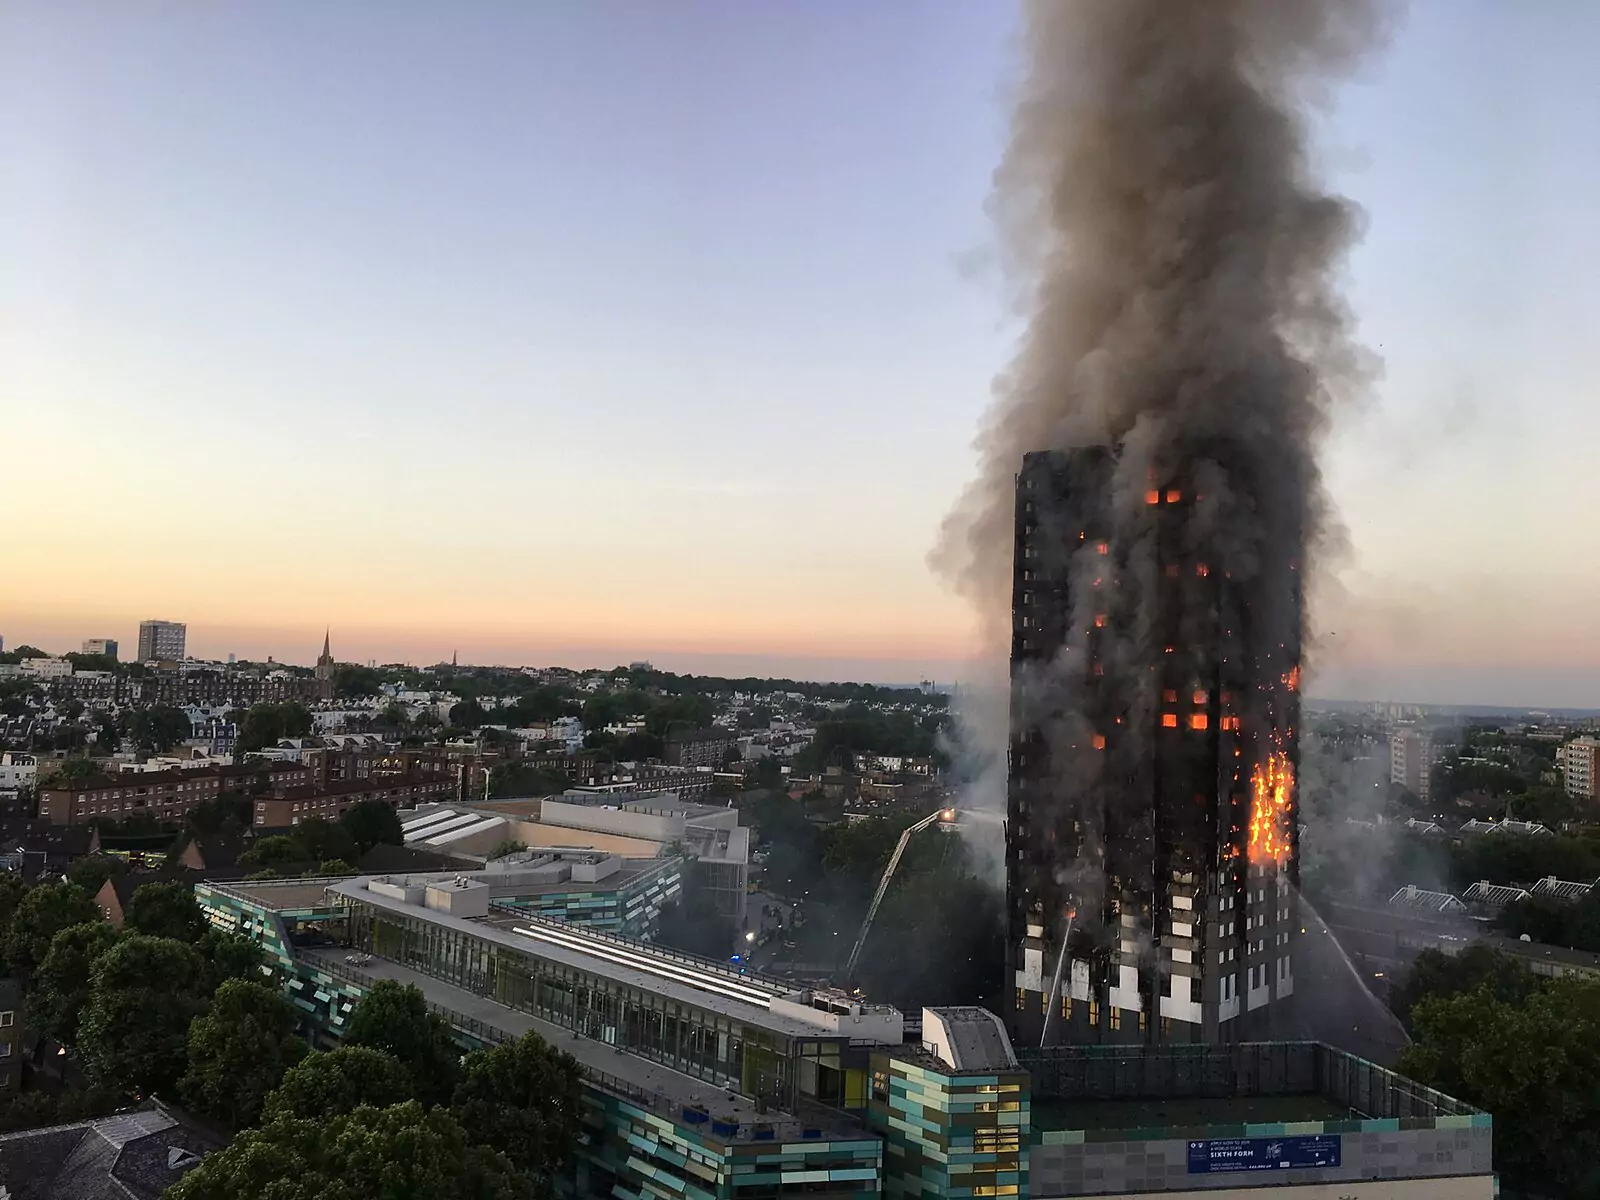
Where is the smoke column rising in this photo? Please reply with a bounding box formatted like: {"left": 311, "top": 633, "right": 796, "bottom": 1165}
{"left": 938, "top": 0, "right": 1386, "bottom": 622}
{"left": 934, "top": 0, "right": 1395, "bottom": 1022}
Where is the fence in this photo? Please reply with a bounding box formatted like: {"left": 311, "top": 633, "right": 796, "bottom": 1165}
{"left": 1017, "top": 1041, "right": 1481, "bottom": 1121}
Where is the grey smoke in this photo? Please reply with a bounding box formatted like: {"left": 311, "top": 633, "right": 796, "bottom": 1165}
{"left": 935, "top": 0, "right": 1394, "bottom": 974}
{"left": 936, "top": 0, "right": 1387, "bottom": 635}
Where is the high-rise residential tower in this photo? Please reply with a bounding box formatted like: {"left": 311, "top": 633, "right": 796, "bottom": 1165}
{"left": 137, "top": 620, "right": 186, "bottom": 662}
{"left": 1005, "top": 449, "right": 1302, "bottom": 1047}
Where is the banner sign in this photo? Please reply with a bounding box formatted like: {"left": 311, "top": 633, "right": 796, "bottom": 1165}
{"left": 1187, "top": 1135, "right": 1341, "bottom": 1174}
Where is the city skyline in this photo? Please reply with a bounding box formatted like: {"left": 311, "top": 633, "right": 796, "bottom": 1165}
{"left": 6, "top": 2, "right": 1600, "bottom": 705}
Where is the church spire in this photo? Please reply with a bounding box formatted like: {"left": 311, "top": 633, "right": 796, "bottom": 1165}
{"left": 322, "top": 628, "right": 331, "bottom": 659}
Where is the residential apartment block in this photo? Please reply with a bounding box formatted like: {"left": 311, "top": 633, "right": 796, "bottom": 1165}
{"left": 137, "top": 619, "right": 187, "bottom": 662}
{"left": 40, "top": 762, "right": 314, "bottom": 826}
{"left": 1558, "top": 735, "right": 1599, "bottom": 803}
{"left": 252, "top": 774, "right": 453, "bottom": 828}
{"left": 1390, "top": 728, "right": 1436, "bottom": 802}
{"left": 81, "top": 638, "right": 119, "bottom": 659}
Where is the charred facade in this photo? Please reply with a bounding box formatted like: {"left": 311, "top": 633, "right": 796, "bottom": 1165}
{"left": 1005, "top": 449, "right": 1302, "bottom": 1047}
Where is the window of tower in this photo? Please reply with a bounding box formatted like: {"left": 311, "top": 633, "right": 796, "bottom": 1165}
{"left": 1145, "top": 490, "right": 1160, "bottom": 505}
{"left": 1163, "top": 689, "right": 1178, "bottom": 703}
{"left": 1092, "top": 734, "right": 1106, "bottom": 750}
{"left": 1162, "top": 714, "right": 1178, "bottom": 729}
{"left": 1166, "top": 489, "right": 1181, "bottom": 503}
{"left": 1190, "top": 714, "right": 1209, "bottom": 730}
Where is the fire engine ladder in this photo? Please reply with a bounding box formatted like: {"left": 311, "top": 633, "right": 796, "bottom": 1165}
{"left": 843, "top": 807, "right": 949, "bottom": 981}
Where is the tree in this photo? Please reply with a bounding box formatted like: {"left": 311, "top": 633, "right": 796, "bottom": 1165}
{"left": 241, "top": 836, "right": 309, "bottom": 868}
{"left": 67, "top": 854, "right": 126, "bottom": 896}
{"left": 164, "top": 1101, "right": 533, "bottom": 1200}
{"left": 288, "top": 817, "right": 359, "bottom": 866}
{"left": 94, "top": 716, "right": 121, "bottom": 753}
{"left": 180, "top": 979, "right": 308, "bottom": 1129}
{"left": 263, "top": 1045, "right": 415, "bottom": 1123}
{"left": 451, "top": 1031, "right": 584, "bottom": 1183}
{"left": 78, "top": 935, "right": 210, "bottom": 1096}
{"left": 379, "top": 702, "right": 411, "bottom": 727}
{"left": 2, "top": 882, "right": 101, "bottom": 977}
{"left": 31, "top": 921, "right": 119, "bottom": 1045}
{"left": 449, "top": 698, "right": 487, "bottom": 729}
{"left": 313, "top": 859, "right": 357, "bottom": 876}
{"left": 122, "top": 705, "right": 192, "bottom": 754}
{"left": 236, "top": 702, "right": 315, "bottom": 754}
{"left": 201, "top": 928, "right": 269, "bottom": 991}
{"left": 485, "top": 839, "right": 528, "bottom": 861}
{"left": 344, "top": 980, "right": 462, "bottom": 1106}
{"left": 1388, "top": 944, "right": 1540, "bottom": 1030}
{"left": 56, "top": 757, "right": 102, "bottom": 784}
{"left": 1399, "top": 978, "right": 1600, "bottom": 1197}
{"left": 333, "top": 664, "right": 383, "bottom": 700}
{"left": 124, "top": 882, "right": 208, "bottom": 944}
{"left": 340, "top": 799, "right": 403, "bottom": 853}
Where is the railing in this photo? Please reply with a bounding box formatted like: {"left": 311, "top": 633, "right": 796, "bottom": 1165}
{"left": 1017, "top": 1040, "right": 1484, "bottom": 1121}
{"left": 503, "top": 909, "right": 792, "bottom": 994}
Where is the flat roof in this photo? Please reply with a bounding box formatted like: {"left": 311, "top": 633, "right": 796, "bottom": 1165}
{"left": 203, "top": 878, "right": 351, "bottom": 912}
{"left": 299, "top": 948, "right": 863, "bottom": 1142}
{"left": 323, "top": 875, "right": 843, "bottom": 1040}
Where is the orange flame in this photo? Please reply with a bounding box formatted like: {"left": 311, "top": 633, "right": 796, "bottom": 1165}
{"left": 1283, "top": 665, "right": 1300, "bottom": 692}
{"left": 1248, "top": 750, "right": 1294, "bottom": 865}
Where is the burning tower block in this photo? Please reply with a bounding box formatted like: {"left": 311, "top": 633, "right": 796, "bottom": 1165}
{"left": 1005, "top": 448, "right": 1302, "bottom": 1046}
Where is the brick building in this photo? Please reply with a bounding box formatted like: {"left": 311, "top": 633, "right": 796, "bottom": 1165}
{"left": 252, "top": 773, "right": 453, "bottom": 828}
{"left": 663, "top": 727, "right": 737, "bottom": 769}
{"left": 39, "top": 762, "right": 314, "bottom": 826}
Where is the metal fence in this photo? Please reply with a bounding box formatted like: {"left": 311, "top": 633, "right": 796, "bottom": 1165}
{"left": 1017, "top": 1040, "right": 1481, "bottom": 1120}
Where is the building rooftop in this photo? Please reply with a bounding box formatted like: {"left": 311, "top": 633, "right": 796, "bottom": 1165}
{"left": 322, "top": 873, "right": 897, "bottom": 1040}
{"left": 300, "top": 948, "right": 866, "bottom": 1143}
{"left": 0, "top": 1103, "right": 223, "bottom": 1200}
{"left": 921, "top": 1007, "right": 1018, "bottom": 1072}
{"left": 1531, "top": 875, "right": 1597, "bottom": 902}
{"left": 1463, "top": 880, "right": 1532, "bottom": 909}
{"left": 1388, "top": 884, "right": 1467, "bottom": 914}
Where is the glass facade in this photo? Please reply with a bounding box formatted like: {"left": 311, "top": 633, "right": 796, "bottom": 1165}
{"left": 345, "top": 898, "right": 845, "bottom": 1110}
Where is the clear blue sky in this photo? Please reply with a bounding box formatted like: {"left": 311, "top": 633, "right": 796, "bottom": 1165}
{"left": 3, "top": 2, "right": 1597, "bottom": 704}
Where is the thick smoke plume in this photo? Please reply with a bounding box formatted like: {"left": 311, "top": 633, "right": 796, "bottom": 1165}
{"left": 935, "top": 0, "right": 1393, "bottom": 1019}
{"left": 938, "top": 0, "right": 1383, "bottom": 625}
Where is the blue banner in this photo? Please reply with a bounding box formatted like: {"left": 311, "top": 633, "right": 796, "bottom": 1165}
{"left": 1187, "top": 1134, "right": 1341, "bottom": 1174}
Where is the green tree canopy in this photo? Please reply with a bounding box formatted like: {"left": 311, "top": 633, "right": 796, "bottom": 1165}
{"left": 2, "top": 881, "right": 101, "bottom": 977}
{"left": 121, "top": 705, "right": 193, "bottom": 755}
{"left": 450, "top": 1031, "right": 584, "bottom": 1183}
{"left": 56, "top": 757, "right": 103, "bottom": 782}
{"left": 78, "top": 934, "right": 211, "bottom": 1096}
{"left": 449, "top": 698, "right": 487, "bottom": 729}
{"left": 333, "top": 664, "right": 383, "bottom": 699}
{"left": 1399, "top": 978, "right": 1600, "bottom": 1197}
{"left": 31, "top": 921, "right": 119, "bottom": 1045}
{"left": 289, "top": 817, "right": 359, "bottom": 865}
{"left": 241, "top": 836, "right": 309, "bottom": 868}
{"left": 1388, "top": 944, "right": 1540, "bottom": 1030}
{"left": 200, "top": 928, "right": 270, "bottom": 991}
{"left": 180, "top": 979, "right": 308, "bottom": 1129}
{"left": 165, "top": 1102, "right": 533, "bottom": 1200}
{"left": 340, "top": 799, "right": 404, "bottom": 853}
{"left": 263, "top": 1045, "right": 415, "bottom": 1123}
{"left": 66, "top": 854, "right": 126, "bottom": 896}
{"left": 124, "top": 882, "right": 207, "bottom": 944}
{"left": 344, "top": 980, "right": 462, "bottom": 1106}
{"left": 236, "top": 702, "right": 314, "bottom": 753}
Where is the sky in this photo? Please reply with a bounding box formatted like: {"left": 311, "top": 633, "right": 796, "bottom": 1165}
{"left": 2, "top": 2, "right": 1598, "bottom": 705}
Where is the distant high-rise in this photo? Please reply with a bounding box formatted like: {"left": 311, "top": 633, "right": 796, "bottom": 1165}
{"left": 1005, "top": 449, "right": 1302, "bottom": 1048}
{"left": 137, "top": 620, "right": 186, "bottom": 662}
{"left": 81, "top": 638, "right": 118, "bottom": 660}
{"left": 1389, "top": 729, "right": 1435, "bottom": 802}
